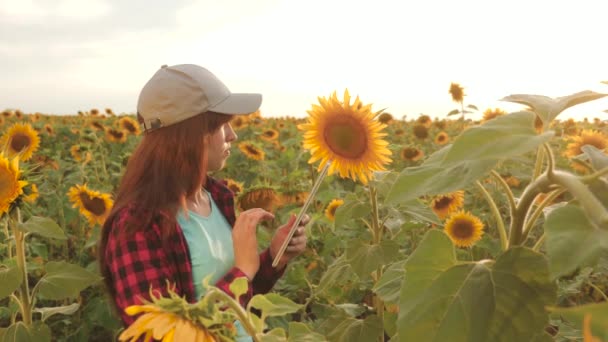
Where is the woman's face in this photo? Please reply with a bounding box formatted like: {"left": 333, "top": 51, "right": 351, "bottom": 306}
{"left": 207, "top": 122, "right": 237, "bottom": 172}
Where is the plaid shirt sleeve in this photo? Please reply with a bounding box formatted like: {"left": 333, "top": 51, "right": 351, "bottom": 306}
{"left": 208, "top": 178, "right": 286, "bottom": 306}
{"left": 105, "top": 209, "right": 195, "bottom": 326}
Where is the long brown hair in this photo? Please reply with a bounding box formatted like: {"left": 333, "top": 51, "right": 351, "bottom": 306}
{"left": 98, "top": 111, "right": 232, "bottom": 299}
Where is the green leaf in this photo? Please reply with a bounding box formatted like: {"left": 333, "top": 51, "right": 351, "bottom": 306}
{"left": 399, "top": 246, "right": 556, "bottom": 342}
{"left": 447, "top": 109, "right": 460, "bottom": 116}
{"left": 372, "top": 260, "right": 405, "bottom": 305}
{"left": 35, "top": 261, "right": 102, "bottom": 300}
{"left": 346, "top": 239, "right": 400, "bottom": 279}
{"left": 501, "top": 90, "right": 607, "bottom": 124}
{"left": 287, "top": 322, "right": 327, "bottom": 342}
{"left": 258, "top": 328, "right": 287, "bottom": 342}
{"left": 33, "top": 303, "right": 80, "bottom": 322}
{"left": 0, "top": 321, "right": 50, "bottom": 342}
{"left": 581, "top": 145, "right": 608, "bottom": 171}
{"left": 442, "top": 112, "right": 554, "bottom": 165}
{"left": 334, "top": 198, "right": 370, "bottom": 228}
{"left": 544, "top": 204, "right": 608, "bottom": 279}
{"left": 466, "top": 104, "right": 479, "bottom": 111}
{"left": 326, "top": 315, "right": 383, "bottom": 342}
{"left": 316, "top": 255, "right": 355, "bottom": 295}
{"left": 0, "top": 266, "right": 22, "bottom": 300}
{"left": 385, "top": 157, "right": 496, "bottom": 204}
{"left": 229, "top": 277, "right": 249, "bottom": 302}
{"left": 17, "top": 216, "right": 66, "bottom": 240}
{"left": 249, "top": 293, "right": 302, "bottom": 321}
{"left": 547, "top": 302, "right": 608, "bottom": 340}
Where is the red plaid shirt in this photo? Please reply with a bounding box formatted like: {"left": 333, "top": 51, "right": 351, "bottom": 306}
{"left": 104, "top": 177, "right": 285, "bottom": 326}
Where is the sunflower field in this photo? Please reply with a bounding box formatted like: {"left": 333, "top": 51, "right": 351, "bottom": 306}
{"left": 1, "top": 87, "right": 608, "bottom": 342}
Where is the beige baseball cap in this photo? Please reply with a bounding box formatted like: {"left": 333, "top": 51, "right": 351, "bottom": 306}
{"left": 137, "top": 64, "right": 262, "bottom": 131}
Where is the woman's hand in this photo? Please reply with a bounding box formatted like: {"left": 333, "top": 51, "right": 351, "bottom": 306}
{"left": 232, "top": 208, "right": 274, "bottom": 280}
{"left": 269, "top": 214, "right": 309, "bottom": 270}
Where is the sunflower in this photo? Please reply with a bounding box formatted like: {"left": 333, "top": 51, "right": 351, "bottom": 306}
{"left": 502, "top": 175, "right": 521, "bottom": 188}
{"left": 482, "top": 108, "right": 506, "bottom": 122}
{"left": 0, "top": 154, "right": 27, "bottom": 215}
{"left": 90, "top": 108, "right": 99, "bottom": 116}
{"left": 238, "top": 142, "right": 265, "bottom": 161}
{"left": 105, "top": 108, "right": 115, "bottom": 116}
{"left": 449, "top": 83, "right": 465, "bottom": 103}
{"left": 106, "top": 129, "right": 127, "bottom": 143}
{"left": 0, "top": 123, "right": 41, "bottom": 161}
{"left": 564, "top": 129, "right": 608, "bottom": 159}
{"left": 223, "top": 178, "right": 244, "bottom": 195}
{"left": 23, "top": 183, "right": 39, "bottom": 204}
{"left": 444, "top": 210, "right": 484, "bottom": 248}
{"left": 238, "top": 186, "right": 279, "bottom": 212}
{"left": 279, "top": 191, "right": 309, "bottom": 207}
{"left": 400, "top": 147, "right": 424, "bottom": 162}
{"left": 119, "top": 305, "right": 217, "bottom": 342}
{"left": 43, "top": 124, "right": 54, "bottom": 136}
{"left": 394, "top": 128, "right": 405, "bottom": 136}
{"left": 434, "top": 131, "right": 450, "bottom": 145}
{"left": 14, "top": 110, "right": 23, "bottom": 118}
{"left": 377, "top": 112, "right": 393, "bottom": 124}
{"left": 430, "top": 191, "right": 464, "bottom": 220}
{"left": 434, "top": 119, "right": 447, "bottom": 130}
{"left": 1, "top": 110, "right": 12, "bottom": 118}
{"left": 69, "top": 145, "right": 92, "bottom": 163}
{"left": 119, "top": 116, "right": 141, "bottom": 136}
{"left": 90, "top": 121, "right": 105, "bottom": 131}
{"left": 260, "top": 129, "right": 279, "bottom": 142}
{"left": 67, "top": 184, "right": 113, "bottom": 226}
{"left": 231, "top": 116, "right": 247, "bottom": 130}
{"left": 298, "top": 90, "right": 392, "bottom": 184}
{"left": 412, "top": 124, "right": 429, "bottom": 139}
{"left": 416, "top": 114, "right": 432, "bottom": 128}
{"left": 325, "top": 199, "right": 344, "bottom": 221}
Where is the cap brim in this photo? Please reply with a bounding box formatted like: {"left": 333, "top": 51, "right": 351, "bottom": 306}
{"left": 208, "top": 93, "right": 262, "bottom": 115}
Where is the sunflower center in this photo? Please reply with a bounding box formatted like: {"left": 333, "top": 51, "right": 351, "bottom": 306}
{"left": 79, "top": 192, "right": 107, "bottom": 216}
{"left": 451, "top": 219, "right": 474, "bottom": 239}
{"left": 11, "top": 134, "right": 31, "bottom": 152}
{"left": 245, "top": 145, "right": 261, "bottom": 156}
{"left": 123, "top": 122, "right": 136, "bottom": 133}
{"left": 433, "top": 197, "right": 452, "bottom": 210}
{"left": 110, "top": 130, "right": 124, "bottom": 139}
{"left": 403, "top": 148, "right": 418, "bottom": 159}
{"left": 323, "top": 116, "right": 367, "bottom": 159}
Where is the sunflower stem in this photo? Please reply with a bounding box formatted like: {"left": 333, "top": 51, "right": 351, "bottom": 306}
{"left": 521, "top": 188, "right": 566, "bottom": 243}
{"left": 368, "top": 185, "right": 384, "bottom": 341}
{"left": 532, "top": 146, "right": 545, "bottom": 181}
{"left": 12, "top": 208, "right": 32, "bottom": 326}
{"left": 3, "top": 216, "right": 12, "bottom": 259}
{"left": 509, "top": 174, "right": 552, "bottom": 247}
{"left": 547, "top": 170, "right": 608, "bottom": 227}
{"left": 586, "top": 281, "right": 608, "bottom": 302}
{"left": 272, "top": 161, "right": 331, "bottom": 267}
{"left": 205, "top": 288, "right": 261, "bottom": 342}
{"left": 532, "top": 233, "right": 545, "bottom": 252}
{"left": 580, "top": 166, "right": 608, "bottom": 183}
{"left": 489, "top": 170, "right": 516, "bottom": 228}
{"left": 475, "top": 181, "right": 507, "bottom": 251}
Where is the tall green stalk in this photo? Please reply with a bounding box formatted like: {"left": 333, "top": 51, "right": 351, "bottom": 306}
{"left": 369, "top": 185, "right": 384, "bottom": 342}
{"left": 12, "top": 208, "right": 32, "bottom": 326}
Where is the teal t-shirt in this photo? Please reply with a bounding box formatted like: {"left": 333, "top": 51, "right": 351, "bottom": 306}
{"left": 177, "top": 190, "right": 252, "bottom": 341}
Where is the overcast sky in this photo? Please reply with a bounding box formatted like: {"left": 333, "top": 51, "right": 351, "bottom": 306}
{"left": 1, "top": 0, "right": 607, "bottom": 120}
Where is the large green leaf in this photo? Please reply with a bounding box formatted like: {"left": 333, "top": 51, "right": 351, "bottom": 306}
{"left": 287, "top": 322, "right": 327, "bottom": 342}
{"left": 345, "top": 239, "right": 400, "bottom": 279}
{"left": 334, "top": 197, "right": 370, "bottom": 228}
{"left": 258, "top": 328, "right": 287, "bottom": 342}
{"left": 501, "top": 90, "right": 607, "bottom": 125}
{"left": 398, "top": 246, "right": 556, "bottom": 342}
{"left": 547, "top": 302, "right": 608, "bottom": 340}
{"left": 385, "top": 158, "right": 496, "bottom": 205}
{"left": 249, "top": 293, "right": 302, "bottom": 322}
{"left": 399, "top": 229, "right": 457, "bottom": 315}
{"left": 372, "top": 260, "right": 405, "bottom": 305}
{"left": 442, "top": 112, "right": 554, "bottom": 165}
{"left": 544, "top": 204, "right": 608, "bottom": 279}
{"left": 581, "top": 145, "right": 608, "bottom": 171}
{"left": 316, "top": 255, "right": 355, "bottom": 295}
{"left": 0, "top": 266, "right": 22, "bottom": 300}
{"left": 17, "top": 216, "right": 66, "bottom": 240}
{"left": 325, "top": 315, "right": 383, "bottom": 342}
{"left": 35, "top": 261, "right": 102, "bottom": 300}
{"left": 0, "top": 321, "right": 51, "bottom": 342}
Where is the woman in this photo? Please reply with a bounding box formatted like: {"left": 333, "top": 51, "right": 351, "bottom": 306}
{"left": 98, "top": 64, "right": 308, "bottom": 340}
